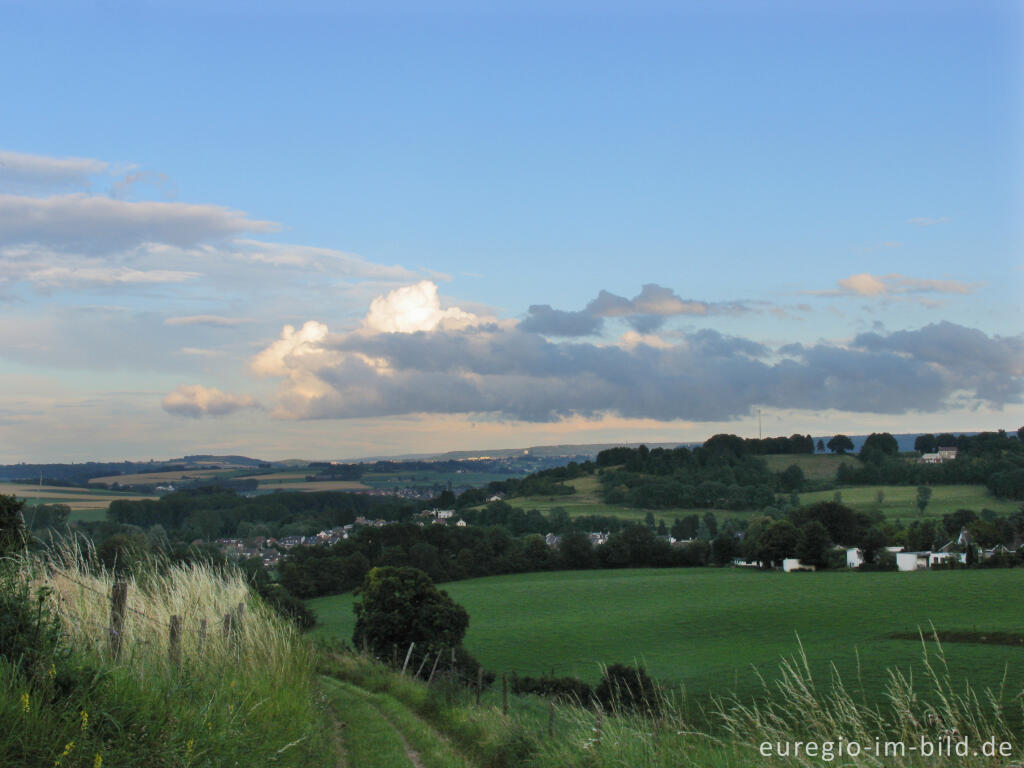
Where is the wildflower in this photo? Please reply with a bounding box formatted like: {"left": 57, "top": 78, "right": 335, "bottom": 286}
{"left": 54, "top": 740, "right": 75, "bottom": 766}
{"left": 80, "top": 710, "right": 89, "bottom": 731}
{"left": 93, "top": 754, "right": 102, "bottom": 768}
{"left": 49, "top": 663, "right": 57, "bottom": 680}
{"left": 185, "top": 739, "right": 195, "bottom": 759}
{"left": 20, "top": 692, "right": 30, "bottom": 714}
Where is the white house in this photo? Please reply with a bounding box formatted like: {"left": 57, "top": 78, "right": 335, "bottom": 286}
{"left": 782, "top": 558, "right": 815, "bottom": 572}
{"left": 846, "top": 548, "right": 864, "bottom": 568}
{"left": 896, "top": 551, "right": 930, "bottom": 571}
{"left": 929, "top": 551, "right": 966, "bottom": 567}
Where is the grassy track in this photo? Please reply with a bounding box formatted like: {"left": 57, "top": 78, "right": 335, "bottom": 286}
{"left": 310, "top": 568, "right": 1024, "bottom": 724}
{"left": 320, "top": 676, "right": 474, "bottom": 768}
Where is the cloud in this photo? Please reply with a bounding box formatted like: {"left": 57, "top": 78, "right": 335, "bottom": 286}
{"left": 252, "top": 282, "right": 1023, "bottom": 423}
{"left": 229, "top": 239, "right": 421, "bottom": 281}
{"left": 907, "top": 217, "right": 951, "bottom": 227}
{"left": 518, "top": 305, "right": 603, "bottom": 336}
{"left": 165, "top": 315, "right": 255, "bottom": 327}
{"left": 161, "top": 384, "right": 260, "bottom": 418}
{"left": 0, "top": 150, "right": 109, "bottom": 193}
{"left": 361, "top": 281, "right": 480, "bottom": 334}
{"left": 809, "top": 272, "right": 978, "bottom": 298}
{"left": 0, "top": 193, "right": 277, "bottom": 252}
{"left": 585, "top": 283, "right": 738, "bottom": 318}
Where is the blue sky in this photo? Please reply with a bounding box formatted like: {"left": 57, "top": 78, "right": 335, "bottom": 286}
{"left": 0, "top": 0, "right": 1021, "bottom": 461}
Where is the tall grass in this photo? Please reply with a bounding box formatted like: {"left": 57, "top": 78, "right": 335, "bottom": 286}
{"left": 1, "top": 543, "right": 333, "bottom": 767}
{"left": 321, "top": 638, "right": 1022, "bottom": 768}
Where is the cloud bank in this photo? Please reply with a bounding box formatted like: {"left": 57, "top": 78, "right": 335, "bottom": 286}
{"left": 253, "top": 282, "right": 1023, "bottom": 423}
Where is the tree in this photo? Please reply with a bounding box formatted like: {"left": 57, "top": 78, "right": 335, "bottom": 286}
{"left": 916, "top": 486, "right": 933, "bottom": 516}
{"left": 860, "top": 432, "right": 899, "bottom": 460}
{"left": 914, "top": 434, "right": 937, "bottom": 454}
{"left": 816, "top": 439, "right": 825, "bottom": 453}
{"left": 778, "top": 464, "right": 805, "bottom": 493}
{"left": 0, "top": 494, "right": 27, "bottom": 555}
{"left": 353, "top": 566, "right": 469, "bottom": 660}
{"left": 827, "top": 435, "right": 854, "bottom": 454}
{"left": 795, "top": 521, "right": 832, "bottom": 568}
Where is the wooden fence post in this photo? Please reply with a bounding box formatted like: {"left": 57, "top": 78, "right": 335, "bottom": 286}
{"left": 402, "top": 642, "right": 415, "bottom": 674}
{"left": 168, "top": 615, "right": 182, "bottom": 666}
{"left": 198, "top": 618, "right": 208, "bottom": 652}
{"left": 108, "top": 582, "right": 127, "bottom": 659}
{"left": 222, "top": 612, "right": 232, "bottom": 640}
{"left": 415, "top": 652, "right": 429, "bottom": 679}
{"left": 502, "top": 673, "right": 508, "bottom": 715}
{"left": 594, "top": 708, "right": 603, "bottom": 747}
{"left": 235, "top": 601, "right": 245, "bottom": 633}
{"left": 427, "top": 648, "right": 443, "bottom": 684}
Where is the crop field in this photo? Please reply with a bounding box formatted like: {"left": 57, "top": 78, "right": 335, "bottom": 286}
{"left": 0, "top": 482, "right": 155, "bottom": 510}
{"left": 361, "top": 470, "right": 516, "bottom": 489}
{"left": 87, "top": 468, "right": 229, "bottom": 485}
{"left": 309, "top": 568, "right": 1024, "bottom": 723}
{"left": 797, "top": 484, "right": 1019, "bottom": 521}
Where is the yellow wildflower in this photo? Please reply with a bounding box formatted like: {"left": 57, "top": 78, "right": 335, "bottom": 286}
{"left": 20, "top": 692, "right": 30, "bottom": 713}
{"left": 54, "top": 740, "right": 75, "bottom": 766}
{"left": 185, "top": 738, "right": 195, "bottom": 759}
{"left": 49, "top": 663, "right": 57, "bottom": 680}
{"left": 80, "top": 710, "right": 89, "bottom": 731}
{"left": 93, "top": 754, "right": 102, "bottom": 768}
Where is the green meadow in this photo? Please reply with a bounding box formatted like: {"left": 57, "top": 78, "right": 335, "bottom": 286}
{"left": 310, "top": 568, "right": 1024, "bottom": 723}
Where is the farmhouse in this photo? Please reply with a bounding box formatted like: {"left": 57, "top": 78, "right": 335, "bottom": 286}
{"left": 896, "top": 551, "right": 930, "bottom": 571}
{"left": 919, "top": 447, "right": 958, "bottom": 464}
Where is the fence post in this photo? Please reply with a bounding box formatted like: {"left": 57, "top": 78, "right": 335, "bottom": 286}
{"left": 108, "top": 581, "right": 128, "bottom": 659}
{"left": 235, "top": 601, "right": 245, "bottom": 633}
{"left": 198, "top": 618, "right": 208, "bottom": 652}
{"left": 415, "top": 652, "right": 429, "bottom": 679}
{"left": 168, "top": 615, "right": 182, "bottom": 666}
{"left": 427, "top": 648, "right": 443, "bottom": 684}
{"left": 222, "top": 612, "right": 232, "bottom": 640}
{"left": 502, "top": 673, "right": 508, "bottom": 715}
{"left": 402, "top": 642, "right": 415, "bottom": 674}
{"left": 392, "top": 643, "right": 398, "bottom": 668}
{"left": 476, "top": 666, "right": 483, "bottom": 706}
{"left": 594, "top": 707, "right": 603, "bottom": 747}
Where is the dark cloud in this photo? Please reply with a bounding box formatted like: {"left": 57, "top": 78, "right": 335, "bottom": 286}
{"left": 266, "top": 321, "right": 1022, "bottom": 422}
{"left": 518, "top": 304, "right": 604, "bottom": 337}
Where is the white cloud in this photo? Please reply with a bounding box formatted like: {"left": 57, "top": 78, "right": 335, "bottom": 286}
{"left": 251, "top": 320, "right": 334, "bottom": 377}
{"left": 161, "top": 384, "right": 259, "bottom": 418}
{"left": 0, "top": 193, "right": 277, "bottom": 252}
{"left": 361, "top": 281, "right": 479, "bottom": 334}
{"left": 808, "top": 272, "right": 978, "bottom": 298}
{"left": 0, "top": 150, "right": 109, "bottom": 192}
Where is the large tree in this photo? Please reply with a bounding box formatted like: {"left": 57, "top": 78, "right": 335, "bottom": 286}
{"left": 353, "top": 566, "right": 469, "bottom": 659}
{"left": 827, "top": 434, "right": 854, "bottom": 454}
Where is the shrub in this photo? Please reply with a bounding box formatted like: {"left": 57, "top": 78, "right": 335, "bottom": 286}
{"left": 595, "top": 663, "right": 661, "bottom": 715}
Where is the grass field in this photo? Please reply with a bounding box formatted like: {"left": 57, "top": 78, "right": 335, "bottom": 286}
{"left": 87, "top": 468, "right": 229, "bottom": 485}
{"left": 309, "top": 568, "right": 1024, "bottom": 724}
{"left": 762, "top": 453, "right": 854, "bottom": 480}
{"left": 797, "top": 484, "right": 1020, "bottom": 521}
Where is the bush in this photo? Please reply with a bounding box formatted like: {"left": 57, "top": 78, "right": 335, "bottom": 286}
{"left": 510, "top": 672, "right": 594, "bottom": 703}
{"left": 595, "top": 663, "right": 661, "bottom": 715}
{"left": 0, "top": 562, "right": 67, "bottom": 677}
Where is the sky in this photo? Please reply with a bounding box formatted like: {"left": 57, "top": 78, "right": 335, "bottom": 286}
{"left": 0, "top": 0, "right": 1021, "bottom": 462}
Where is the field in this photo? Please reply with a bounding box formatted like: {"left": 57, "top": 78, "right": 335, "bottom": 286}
{"left": 0, "top": 482, "right": 156, "bottom": 510}
{"left": 87, "top": 468, "right": 228, "bottom": 485}
{"left": 797, "top": 484, "right": 1021, "bottom": 521}
{"left": 309, "top": 568, "right": 1024, "bottom": 723}
{"left": 761, "top": 452, "right": 854, "bottom": 480}
{"left": 494, "top": 459, "right": 1017, "bottom": 525}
